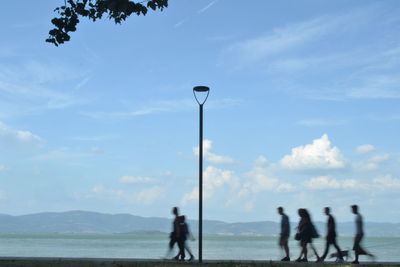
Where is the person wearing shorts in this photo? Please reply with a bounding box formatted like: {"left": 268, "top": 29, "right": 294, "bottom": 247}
{"left": 277, "top": 207, "right": 290, "bottom": 261}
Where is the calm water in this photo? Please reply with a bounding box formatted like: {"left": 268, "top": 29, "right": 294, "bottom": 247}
{"left": 0, "top": 234, "right": 399, "bottom": 262}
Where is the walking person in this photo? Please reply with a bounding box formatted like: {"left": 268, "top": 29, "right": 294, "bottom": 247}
{"left": 277, "top": 207, "right": 290, "bottom": 261}
{"left": 351, "top": 205, "right": 374, "bottom": 264}
{"left": 165, "top": 207, "right": 181, "bottom": 259}
{"left": 319, "top": 207, "right": 344, "bottom": 263}
{"left": 175, "top": 215, "right": 195, "bottom": 261}
{"left": 295, "top": 209, "right": 320, "bottom": 262}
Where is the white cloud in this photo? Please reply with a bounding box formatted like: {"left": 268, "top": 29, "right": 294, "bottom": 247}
{"left": 182, "top": 166, "right": 238, "bottom": 204}
{"left": 134, "top": 186, "right": 164, "bottom": 205}
{"left": 238, "top": 156, "right": 288, "bottom": 197}
{"left": 193, "top": 139, "right": 235, "bottom": 164}
{"left": 91, "top": 184, "right": 163, "bottom": 205}
{"left": 0, "top": 121, "right": 43, "bottom": 151}
{"left": 372, "top": 175, "right": 400, "bottom": 190}
{"left": 354, "top": 154, "right": 390, "bottom": 171}
{"left": 304, "top": 176, "right": 358, "bottom": 190}
{"left": 357, "top": 144, "right": 376, "bottom": 154}
{"left": 276, "top": 183, "right": 296, "bottom": 193}
{"left": 280, "top": 134, "right": 345, "bottom": 170}
{"left": 241, "top": 156, "right": 279, "bottom": 194}
{"left": 120, "top": 176, "right": 154, "bottom": 184}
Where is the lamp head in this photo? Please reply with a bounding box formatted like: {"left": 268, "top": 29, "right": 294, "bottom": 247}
{"left": 193, "top": 86, "right": 210, "bottom": 92}
{"left": 193, "top": 86, "right": 210, "bottom": 105}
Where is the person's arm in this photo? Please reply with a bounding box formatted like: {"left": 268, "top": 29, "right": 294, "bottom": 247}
{"left": 328, "top": 216, "right": 334, "bottom": 233}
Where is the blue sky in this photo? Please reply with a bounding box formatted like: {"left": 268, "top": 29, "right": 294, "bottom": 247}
{"left": 0, "top": 0, "right": 399, "bottom": 223}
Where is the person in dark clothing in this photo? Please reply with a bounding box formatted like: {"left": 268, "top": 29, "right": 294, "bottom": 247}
{"left": 176, "top": 215, "right": 186, "bottom": 260}
{"left": 295, "top": 209, "right": 320, "bottom": 262}
{"left": 277, "top": 207, "right": 290, "bottom": 261}
{"left": 165, "top": 207, "right": 180, "bottom": 259}
{"left": 351, "top": 205, "right": 374, "bottom": 264}
{"left": 319, "top": 207, "right": 343, "bottom": 262}
{"left": 175, "top": 215, "right": 195, "bottom": 261}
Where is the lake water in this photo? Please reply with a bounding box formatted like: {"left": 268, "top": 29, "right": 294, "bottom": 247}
{"left": 0, "top": 234, "right": 399, "bottom": 262}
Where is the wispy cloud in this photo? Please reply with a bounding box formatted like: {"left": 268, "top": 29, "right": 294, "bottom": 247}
{"left": 297, "top": 119, "right": 346, "bottom": 127}
{"left": 219, "top": 4, "right": 400, "bottom": 100}
{"left": 174, "top": 0, "right": 218, "bottom": 28}
{"left": 0, "top": 60, "right": 90, "bottom": 116}
{"left": 120, "top": 176, "right": 155, "bottom": 184}
{"left": 198, "top": 0, "right": 218, "bottom": 14}
{"left": 81, "top": 98, "right": 242, "bottom": 120}
{"left": 220, "top": 5, "right": 378, "bottom": 68}
{"left": 71, "top": 135, "right": 117, "bottom": 142}
{"left": 89, "top": 184, "right": 164, "bottom": 205}
{"left": 174, "top": 19, "right": 187, "bottom": 28}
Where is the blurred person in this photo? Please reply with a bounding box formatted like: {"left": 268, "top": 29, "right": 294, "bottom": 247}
{"left": 165, "top": 207, "right": 180, "bottom": 259}
{"left": 277, "top": 207, "right": 290, "bottom": 261}
{"left": 175, "top": 215, "right": 195, "bottom": 261}
{"left": 351, "top": 205, "right": 374, "bottom": 264}
{"left": 319, "top": 207, "right": 343, "bottom": 263}
{"left": 295, "top": 209, "right": 320, "bottom": 262}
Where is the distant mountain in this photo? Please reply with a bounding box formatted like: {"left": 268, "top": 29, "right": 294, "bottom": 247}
{"left": 0, "top": 211, "right": 399, "bottom": 237}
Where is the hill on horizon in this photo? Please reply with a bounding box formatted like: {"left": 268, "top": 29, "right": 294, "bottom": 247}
{"left": 0, "top": 210, "right": 399, "bottom": 237}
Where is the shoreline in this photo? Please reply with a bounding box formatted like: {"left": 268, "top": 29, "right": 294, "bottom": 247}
{"left": 0, "top": 257, "right": 400, "bottom": 267}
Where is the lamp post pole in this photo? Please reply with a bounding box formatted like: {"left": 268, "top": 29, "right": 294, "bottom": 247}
{"left": 193, "top": 86, "right": 210, "bottom": 263}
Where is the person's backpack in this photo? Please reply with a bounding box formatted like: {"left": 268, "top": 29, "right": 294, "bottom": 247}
{"left": 178, "top": 216, "right": 188, "bottom": 238}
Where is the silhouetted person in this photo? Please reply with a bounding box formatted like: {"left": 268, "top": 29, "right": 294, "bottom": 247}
{"left": 165, "top": 207, "right": 180, "bottom": 259}
{"left": 319, "top": 207, "right": 343, "bottom": 262}
{"left": 277, "top": 207, "right": 290, "bottom": 261}
{"left": 295, "top": 209, "right": 320, "bottom": 262}
{"left": 175, "top": 215, "right": 195, "bottom": 261}
{"left": 351, "top": 205, "right": 374, "bottom": 264}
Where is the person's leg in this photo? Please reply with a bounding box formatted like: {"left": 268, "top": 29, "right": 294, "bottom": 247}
{"left": 283, "top": 238, "right": 290, "bottom": 259}
{"left": 353, "top": 234, "right": 361, "bottom": 263}
{"left": 303, "top": 244, "right": 308, "bottom": 261}
{"left": 178, "top": 238, "right": 185, "bottom": 260}
{"left": 185, "top": 241, "right": 194, "bottom": 260}
{"left": 310, "top": 243, "right": 320, "bottom": 260}
{"left": 320, "top": 240, "right": 330, "bottom": 261}
{"left": 166, "top": 235, "right": 177, "bottom": 258}
{"left": 296, "top": 242, "right": 305, "bottom": 261}
{"left": 280, "top": 236, "right": 290, "bottom": 260}
{"left": 332, "top": 239, "right": 343, "bottom": 260}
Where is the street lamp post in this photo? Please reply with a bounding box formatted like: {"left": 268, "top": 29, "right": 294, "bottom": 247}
{"left": 193, "top": 86, "right": 210, "bottom": 263}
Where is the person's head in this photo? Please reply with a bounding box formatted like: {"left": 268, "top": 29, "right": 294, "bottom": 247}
{"left": 277, "top": 207, "right": 284, "bottom": 215}
{"left": 172, "top": 207, "right": 179, "bottom": 216}
{"left": 324, "top": 207, "right": 331, "bottom": 215}
{"left": 351, "top": 204, "right": 358, "bottom": 214}
{"left": 298, "top": 208, "right": 305, "bottom": 217}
